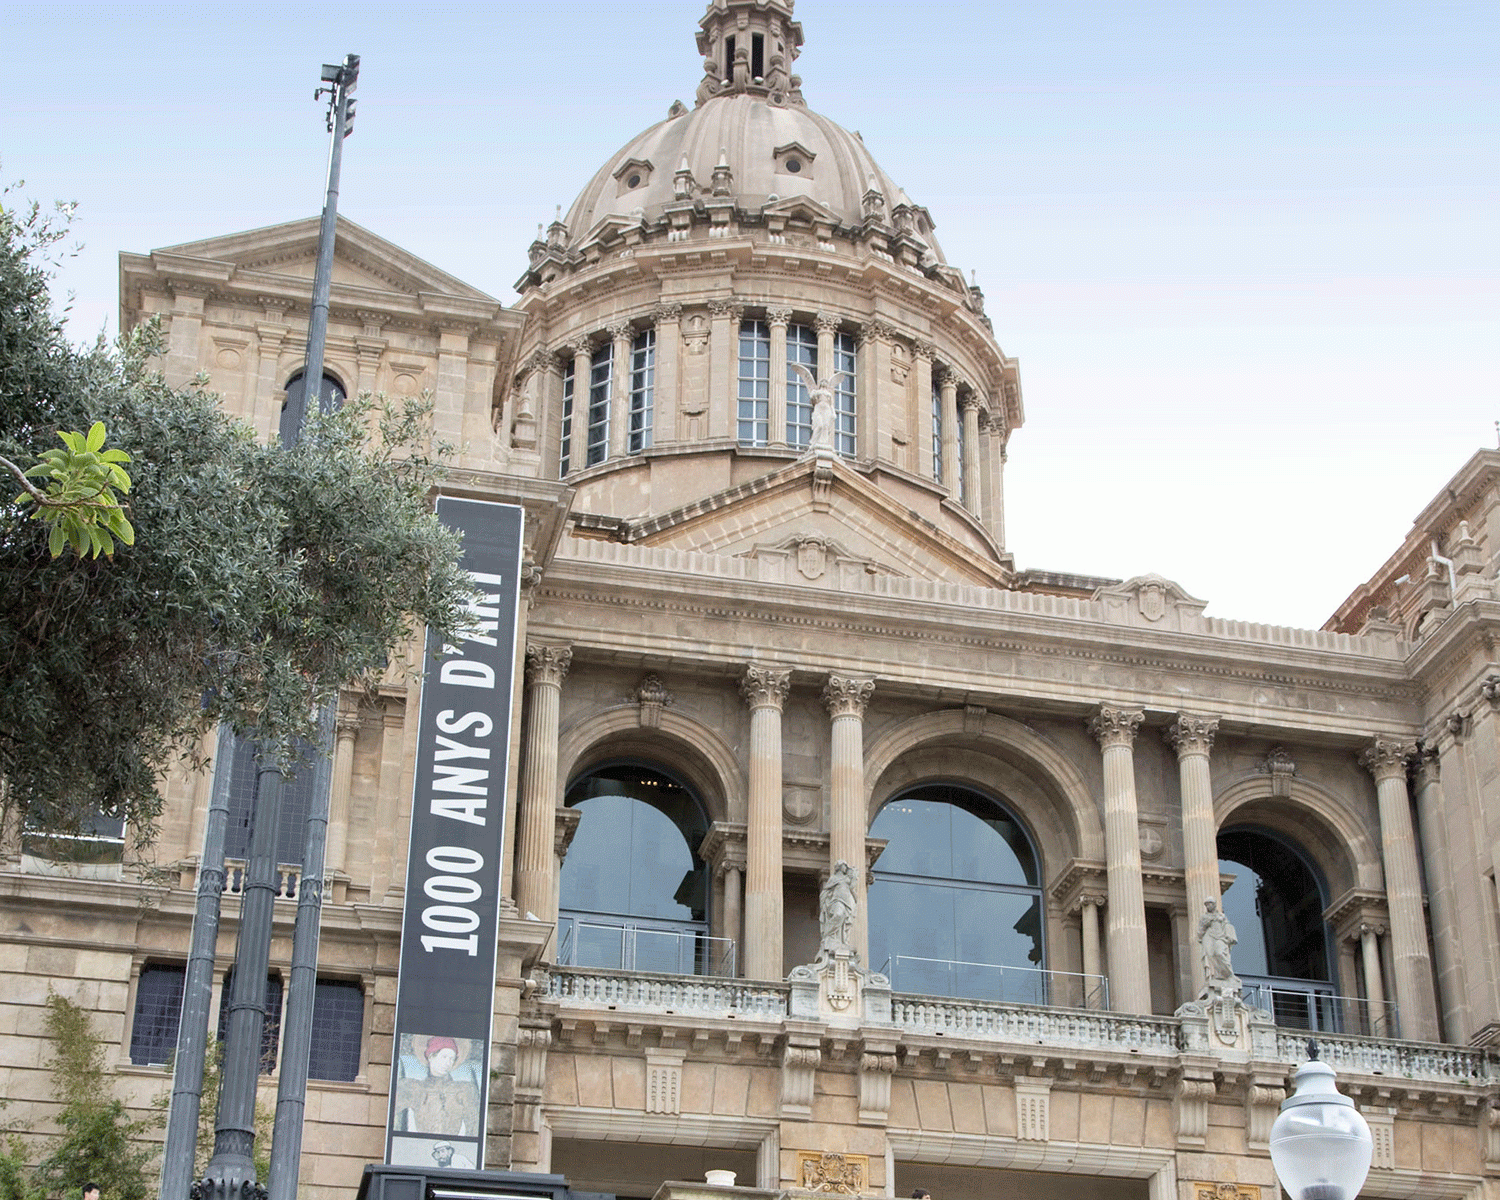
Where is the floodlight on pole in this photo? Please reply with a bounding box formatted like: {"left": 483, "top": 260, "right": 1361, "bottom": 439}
{"left": 1269, "top": 1043, "right": 1373, "bottom": 1200}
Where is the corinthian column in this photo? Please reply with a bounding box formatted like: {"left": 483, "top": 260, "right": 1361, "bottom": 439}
{"left": 959, "top": 391, "right": 981, "bottom": 510}
{"left": 1165, "top": 713, "right": 1220, "bottom": 998}
{"left": 937, "top": 367, "right": 959, "bottom": 491}
{"left": 741, "top": 664, "right": 791, "bottom": 981}
{"left": 1360, "top": 736, "right": 1439, "bottom": 1040}
{"left": 823, "top": 674, "right": 875, "bottom": 964}
{"left": 516, "top": 643, "right": 572, "bottom": 929}
{"left": 1089, "top": 705, "right": 1152, "bottom": 1014}
{"left": 607, "top": 320, "right": 633, "bottom": 460}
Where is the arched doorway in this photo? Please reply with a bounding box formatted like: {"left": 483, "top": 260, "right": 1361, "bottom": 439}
{"left": 559, "top": 762, "right": 716, "bottom": 974}
{"left": 869, "top": 783, "right": 1050, "bottom": 1004}
{"left": 1217, "top": 827, "right": 1338, "bottom": 1030}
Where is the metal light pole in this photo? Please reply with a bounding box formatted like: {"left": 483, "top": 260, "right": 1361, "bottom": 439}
{"left": 268, "top": 53, "right": 359, "bottom": 1200}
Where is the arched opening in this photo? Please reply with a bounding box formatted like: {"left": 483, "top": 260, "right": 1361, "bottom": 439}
{"left": 869, "top": 783, "right": 1050, "bottom": 1004}
{"left": 1217, "top": 826, "right": 1335, "bottom": 1029}
{"left": 559, "top": 762, "right": 716, "bottom": 974}
{"left": 280, "top": 370, "right": 347, "bottom": 445}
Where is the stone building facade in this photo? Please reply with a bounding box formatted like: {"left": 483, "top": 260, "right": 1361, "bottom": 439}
{"left": 3, "top": 3, "right": 1499, "bottom": 1200}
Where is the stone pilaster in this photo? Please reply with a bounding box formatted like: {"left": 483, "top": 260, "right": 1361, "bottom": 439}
{"left": 653, "top": 303, "right": 682, "bottom": 442}
{"left": 707, "top": 299, "right": 742, "bottom": 440}
{"left": 741, "top": 664, "right": 792, "bottom": 981}
{"left": 1089, "top": 705, "right": 1152, "bottom": 1014}
{"left": 914, "top": 341, "right": 936, "bottom": 482}
{"left": 607, "top": 320, "right": 633, "bottom": 460}
{"left": 516, "top": 643, "right": 572, "bottom": 928}
{"left": 325, "top": 709, "right": 361, "bottom": 902}
{"left": 1413, "top": 741, "right": 1464, "bottom": 1038}
{"left": 1166, "top": 713, "right": 1221, "bottom": 998}
{"left": 823, "top": 674, "right": 875, "bottom": 964}
{"left": 1359, "top": 736, "right": 1440, "bottom": 1040}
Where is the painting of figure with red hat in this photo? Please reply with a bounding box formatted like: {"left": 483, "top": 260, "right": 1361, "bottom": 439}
{"left": 392, "top": 1033, "right": 482, "bottom": 1139}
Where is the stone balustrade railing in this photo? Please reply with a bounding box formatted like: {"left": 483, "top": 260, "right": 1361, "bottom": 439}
{"left": 1277, "top": 1030, "right": 1500, "bottom": 1084}
{"left": 892, "top": 995, "right": 1182, "bottom": 1054}
{"left": 545, "top": 967, "right": 790, "bottom": 1019}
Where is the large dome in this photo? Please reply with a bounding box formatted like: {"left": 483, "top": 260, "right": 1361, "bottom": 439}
{"left": 563, "top": 92, "right": 946, "bottom": 264}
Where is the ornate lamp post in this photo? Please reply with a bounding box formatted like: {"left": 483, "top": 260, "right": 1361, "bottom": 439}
{"left": 1269, "top": 1045, "right": 1373, "bottom": 1200}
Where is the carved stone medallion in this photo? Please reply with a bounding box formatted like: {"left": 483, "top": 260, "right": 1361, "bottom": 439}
{"left": 797, "top": 1151, "right": 868, "bottom": 1195}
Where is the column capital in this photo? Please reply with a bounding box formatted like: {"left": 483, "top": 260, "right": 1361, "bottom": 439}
{"left": 1089, "top": 705, "right": 1143, "bottom": 750}
{"left": 569, "top": 334, "right": 594, "bottom": 359}
{"left": 822, "top": 674, "right": 875, "bottom": 719}
{"left": 706, "top": 297, "right": 743, "bottom": 321}
{"left": 524, "top": 347, "right": 560, "bottom": 376}
{"left": 606, "top": 319, "right": 634, "bottom": 343}
{"left": 1413, "top": 742, "right": 1441, "bottom": 789}
{"left": 958, "top": 390, "right": 983, "bottom": 414}
{"left": 1165, "top": 713, "right": 1219, "bottom": 758}
{"left": 335, "top": 711, "right": 362, "bottom": 741}
{"left": 1479, "top": 673, "right": 1500, "bottom": 708}
{"left": 1359, "top": 735, "right": 1416, "bottom": 783}
{"left": 913, "top": 339, "right": 936, "bottom": 361}
{"left": 859, "top": 317, "right": 896, "bottom": 346}
{"left": 741, "top": 664, "right": 792, "bottom": 711}
{"left": 814, "top": 311, "right": 843, "bottom": 335}
{"left": 765, "top": 305, "right": 793, "bottom": 328}
{"left": 1359, "top": 920, "right": 1389, "bottom": 938}
{"left": 525, "top": 642, "right": 573, "bottom": 687}
{"left": 653, "top": 301, "right": 683, "bottom": 323}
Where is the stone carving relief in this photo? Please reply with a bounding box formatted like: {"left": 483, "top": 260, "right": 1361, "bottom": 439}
{"left": 1193, "top": 1185, "right": 1260, "bottom": 1200}
{"left": 796, "top": 537, "right": 827, "bottom": 579}
{"left": 797, "top": 1152, "right": 867, "bottom": 1195}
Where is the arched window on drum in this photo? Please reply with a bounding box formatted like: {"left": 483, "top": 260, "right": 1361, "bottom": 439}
{"left": 559, "top": 763, "right": 722, "bottom": 975}
{"left": 869, "top": 784, "right": 1050, "bottom": 1004}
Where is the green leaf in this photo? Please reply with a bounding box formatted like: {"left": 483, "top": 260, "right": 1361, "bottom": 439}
{"left": 48, "top": 522, "right": 66, "bottom": 557}
{"left": 85, "top": 420, "right": 106, "bottom": 452}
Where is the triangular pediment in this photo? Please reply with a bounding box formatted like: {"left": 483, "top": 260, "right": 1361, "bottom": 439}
{"left": 761, "top": 195, "right": 843, "bottom": 228}
{"left": 586, "top": 457, "right": 1011, "bottom": 588}
{"left": 150, "top": 215, "right": 495, "bottom": 301}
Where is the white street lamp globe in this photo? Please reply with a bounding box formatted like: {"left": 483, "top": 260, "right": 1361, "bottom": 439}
{"left": 1269, "top": 1056, "right": 1373, "bottom": 1200}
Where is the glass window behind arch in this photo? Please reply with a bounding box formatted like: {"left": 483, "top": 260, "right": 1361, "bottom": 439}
{"left": 279, "top": 371, "right": 346, "bottom": 446}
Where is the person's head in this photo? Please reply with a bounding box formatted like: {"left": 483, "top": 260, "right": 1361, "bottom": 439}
{"left": 425, "top": 1037, "right": 459, "bottom": 1076}
{"left": 911, "top": 1190, "right": 931, "bottom": 1200}
{"left": 431, "top": 1143, "right": 455, "bottom": 1167}
{"left": 83, "top": 1184, "right": 100, "bottom": 1200}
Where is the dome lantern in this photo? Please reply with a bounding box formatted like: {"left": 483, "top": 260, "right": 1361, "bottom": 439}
{"left": 695, "top": 0, "right": 804, "bottom": 107}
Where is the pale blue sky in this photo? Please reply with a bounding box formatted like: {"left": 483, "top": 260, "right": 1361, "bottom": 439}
{"left": 2, "top": 1, "right": 1495, "bottom": 628}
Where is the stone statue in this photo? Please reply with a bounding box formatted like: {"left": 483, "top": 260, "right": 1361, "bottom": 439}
{"left": 817, "top": 860, "right": 858, "bottom": 963}
{"left": 1197, "top": 899, "right": 1241, "bottom": 1001}
{"left": 791, "top": 362, "right": 837, "bottom": 454}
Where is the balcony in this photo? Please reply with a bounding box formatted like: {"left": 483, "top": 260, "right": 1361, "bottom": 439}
{"left": 1241, "top": 975, "right": 1400, "bottom": 1039}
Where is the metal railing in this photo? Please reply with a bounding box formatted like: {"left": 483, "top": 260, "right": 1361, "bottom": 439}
{"left": 883, "top": 954, "right": 1109, "bottom": 1010}
{"left": 1242, "top": 977, "right": 1399, "bottom": 1038}
{"left": 556, "top": 916, "right": 736, "bottom": 977}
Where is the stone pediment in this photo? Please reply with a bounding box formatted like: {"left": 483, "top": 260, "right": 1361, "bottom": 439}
{"left": 1093, "top": 573, "right": 1207, "bottom": 629}
{"left": 580, "top": 457, "right": 1011, "bottom": 588}
{"left": 145, "top": 215, "right": 497, "bottom": 303}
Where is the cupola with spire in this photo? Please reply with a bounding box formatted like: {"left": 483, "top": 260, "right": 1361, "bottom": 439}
{"left": 694, "top": 0, "right": 804, "bottom": 106}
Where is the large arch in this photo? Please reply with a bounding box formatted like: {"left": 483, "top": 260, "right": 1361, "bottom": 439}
{"left": 557, "top": 706, "right": 744, "bottom": 826}
{"left": 1214, "top": 773, "right": 1383, "bottom": 900}
{"left": 863, "top": 709, "right": 1105, "bottom": 879}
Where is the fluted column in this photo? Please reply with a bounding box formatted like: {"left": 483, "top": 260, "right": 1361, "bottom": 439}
{"left": 937, "top": 367, "right": 959, "bottom": 494}
{"left": 1413, "top": 743, "right": 1463, "bottom": 1038}
{"left": 1089, "top": 705, "right": 1152, "bottom": 1014}
{"left": 1166, "top": 713, "right": 1221, "bottom": 997}
{"left": 1359, "top": 922, "right": 1389, "bottom": 1035}
{"left": 720, "top": 862, "right": 744, "bottom": 975}
{"left": 516, "top": 643, "right": 572, "bottom": 929}
{"left": 959, "top": 392, "right": 981, "bottom": 510}
{"left": 814, "top": 311, "right": 840, "bottom": 370}
{"left": 1359, "top": 736, "right": 1439, "bottom": 1041}
{"left": 325, "top": 709, "right": 360, "bottom": 896}
{"left": 767, "top": 307, "right": 791, "bottom": 447}
{"left": 568, "top": 336, "right": 593, "bottom": 471}
{"left": 741, "top": 664, "right": 791, "bottom": 981}
{"left": 914, "top": 341, "right": 936, "bottom": 482}
{"left": 607, "top": 320, "right": 633, "bottom": 460}
{"left": 1080, "top": 893, "right": 1104, "bottom": 1008}
{"left": 824, "top": 674, "right": 875, "bottom": 964}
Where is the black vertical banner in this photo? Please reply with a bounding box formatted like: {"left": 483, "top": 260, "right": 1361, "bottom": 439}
{"left": 386, "top": 498, "right": 523, "bottom": 1171}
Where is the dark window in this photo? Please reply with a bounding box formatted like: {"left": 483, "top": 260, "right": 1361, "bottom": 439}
{"left": 751, "top": 33, "right": 764, "bottom": 80}
{"left": 931, "top": 376, "right": 943, "bottom": 482}
{"left": 224, "top": 736, "right": 323, "bottom": 868}
{"left": 279, "top": 371, "right": 346, "bottom": 446}
{"left": 130, "top": 963, "right": 185, "bottom": 1066}
{"left": 22, "top": 806, "right": 125, "bottom": 864}
{"left": 1218, "top": 829, "right": 1330, "bottom": 982}
{"left": 586, "top": 344, "right": 612, "bottom": 467}
{"left": 724, "top": 35, "right": 736, "bottom": 79}
{"left": 736, "top": 319, "right": 770, "bottom": 445}
{"left": 560, "top": 764, "right": 713, "bottom": 974}
{"left": 629, "top": 329, "right": 655, "bottom": 453}
{"left": 217, "top": 969, "right": 283, "bottom": 1074}
{"left": 870, "top": 785, "right": 1050, "bottom": 1004}
{"left": 309, "top": 979, "right": 365, "bottom": 1082}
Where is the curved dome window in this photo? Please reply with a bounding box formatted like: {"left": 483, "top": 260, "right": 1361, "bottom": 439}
{"left": 785, "top": 158, "right": 801, "bottom": 174}
{"left": 279, "top": 370, "right": 345, "bottom": 447}
{"left": 560, "top": 763, "right": 712, "bottom": 974}
{"left": 869, "top": 784, "right": 1047, "bottom": 1003}
{"left": 627, "top": 174, "right": 642, "bottom": 189}
{"left": 1218, "top": 827, "right": 1336, "bottom": 1029}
